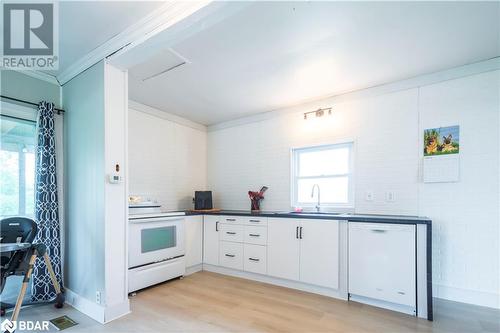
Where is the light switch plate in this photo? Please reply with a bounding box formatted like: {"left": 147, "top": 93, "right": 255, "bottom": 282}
{"left": 386, "top": 191, "right": 396, "bottom": 202}
{"left": 365, "top": 191, "right": 374, "bottom": 201}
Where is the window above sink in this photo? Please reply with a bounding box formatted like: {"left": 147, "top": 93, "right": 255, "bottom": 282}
{"left": 291, "top": 142, "right": 354, "bottom": 210}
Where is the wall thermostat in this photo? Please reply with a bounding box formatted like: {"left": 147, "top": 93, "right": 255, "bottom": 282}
{"left": 108, "top": 174, "right": 122, "bottom": 184}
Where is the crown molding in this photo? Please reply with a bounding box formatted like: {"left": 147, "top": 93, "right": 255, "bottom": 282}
{"left": 129, "top": 100, "right": 207, "bottom": 132}
{"left": 208, "top": 57, "right": 500, "bottom": 132}
{"left": 14, "top": 69, "right": 60, "bottom": 86}
{"left": 58, "top": 1, "right": 211, "bottom": 85}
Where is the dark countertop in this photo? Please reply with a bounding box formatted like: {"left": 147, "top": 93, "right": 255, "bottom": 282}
{"left": 186, "top": 209, "right": 431, "bottom": 224}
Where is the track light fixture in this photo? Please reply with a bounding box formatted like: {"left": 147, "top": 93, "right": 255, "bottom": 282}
{"left": 303, "top": 107, "right": 332, "bottom": 120}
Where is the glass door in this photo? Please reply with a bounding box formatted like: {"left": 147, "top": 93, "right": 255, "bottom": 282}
{"left": 141, "top": 225, "right": 177, "bottom": 253}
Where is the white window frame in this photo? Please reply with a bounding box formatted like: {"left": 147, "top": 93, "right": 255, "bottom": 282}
{"left": 291, "top": 142, "right": 354, "bottom": 210}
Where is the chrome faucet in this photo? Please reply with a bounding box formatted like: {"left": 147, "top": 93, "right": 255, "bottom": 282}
{"left": 311, "top": 184, "right": 321, "bottom": 212}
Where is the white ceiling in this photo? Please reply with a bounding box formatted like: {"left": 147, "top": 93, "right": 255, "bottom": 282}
{"left": 123, "top": 1, "right": 500, "bottom": 125}
{"left": 46, "top": 1, "right": 164, "bottom": 76}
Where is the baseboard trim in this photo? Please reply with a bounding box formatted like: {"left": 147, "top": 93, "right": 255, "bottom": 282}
{"left": 64, "top": 288, "right": 105, "bottom": 324}
{"left": 104, "top": 300, "right": 131, "bottom": 323}
{"left": 203, "top": 264, "right": 347, "bottom": 301}
{"left": 186, "top": 264, "right": 203, "bottom": 276}
{"left": 434, "top": 284, "right": 500, "bottom": 309}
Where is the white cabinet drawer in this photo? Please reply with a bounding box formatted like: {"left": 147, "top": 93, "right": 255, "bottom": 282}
{"left": 244, "top": 225, "right": 267, "bottom": 245}
{"left": 129, "top": 257, "right": 185, "bottom": 293}
{"left": 219, "top": 241, "right": 244, "bottom": 270}
{"left": 220, "top": 224, "right": 244, "bottom": 242}
{"left": 244, "top": 244, "right": 267, "bottom": 275}
{"left": 243, "top": 217, "right": 268, "bottom": 226}
{"left": 221, "top": 216, "right": 242, "bottom": 224}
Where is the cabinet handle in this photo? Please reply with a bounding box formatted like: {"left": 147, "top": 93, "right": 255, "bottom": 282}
{"left": 216, "top": 221, "right": 219, "bottom": 232}
{"left": 248, "top": 257, "right": 260, "bottom": 262}
{"left": 226, "top": 218, "right": 236, "bottom": 221}
{"left": 249, "top": 234, "right": 260, "bottom": 237}
{"left": 299, "top": 227, "right": 303, "bottom": 239}
{"left": 225, "top": 254, "right": 235, "bottom": 258}
{"left": 249, "top": 219, "right": 260, "bottom": 223}
{"left": 296, "top": 226, "right": 299, "bottom": 239}
{"left": 226, "top": 232, "right": 236, "bottom": 235}
{"left": 371, "top": 229, "right": 387, "bottom": 233}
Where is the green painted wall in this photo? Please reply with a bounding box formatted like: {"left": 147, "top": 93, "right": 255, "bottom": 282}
{"left": 62, "top": 61, "right": 106, "bottom": 303}
{"left": 0, "top": 70, "right": 61, "bottom": 108}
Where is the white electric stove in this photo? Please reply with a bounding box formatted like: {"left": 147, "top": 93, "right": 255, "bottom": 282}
{"left": 128, "top": 203, "right": 186, "bottom": 292}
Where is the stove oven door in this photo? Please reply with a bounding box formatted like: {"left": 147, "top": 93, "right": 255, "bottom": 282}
{"left": 129, "top": 216, "right": 185, "bottom": 268}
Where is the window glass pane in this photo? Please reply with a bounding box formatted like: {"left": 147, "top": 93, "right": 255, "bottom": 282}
{"left": 1, "top": 115, "right": 36, "bottom": 217}
{"left": 0, "top": 150, "right": 20, "bottom": 216}
{"left": 0, "top": 116, "right": 36, "bottom": 147}
{"left": 299, "top": 147, "right": 349, "bottom": 177}
{"left": 25, "top": 153, "right": 35, "bottom": 216}
{"left": 297, "top": 177, "right": 349, "bottom": 204}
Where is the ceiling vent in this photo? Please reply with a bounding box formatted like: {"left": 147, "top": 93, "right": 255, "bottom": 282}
{"left": 129, "top": 48, "right": 189, "bottom": 82}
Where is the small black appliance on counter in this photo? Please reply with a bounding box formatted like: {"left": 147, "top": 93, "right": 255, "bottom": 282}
{"left": 194, "top": 191, "right": 213, "bottom": 210}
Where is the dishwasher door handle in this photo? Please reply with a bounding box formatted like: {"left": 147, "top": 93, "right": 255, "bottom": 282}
{"left": 371, "top": 229, "right": 387, "bottom": 233}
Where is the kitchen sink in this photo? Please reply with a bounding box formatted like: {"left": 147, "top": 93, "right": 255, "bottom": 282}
{"left": 287, "top": 211, "right": 342, "bottom": 215}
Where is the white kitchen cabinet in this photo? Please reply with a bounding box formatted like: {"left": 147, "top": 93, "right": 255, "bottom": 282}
{"left": 268, "top": 218, "right": 340, "bottom": 289}
{"left": 267, "top": 218, "right": 300, "bottom": 281}
{"left": 299, "top": 219, "right": 339, "bottom": 289}
{"left": 242, "top": 217, "right": 267, "bottom": 226}
{"left": 219, "top": 241, "right": 244, "bottom": 270}
{"left": 244, "top": 225, "right": 267, "bottom": 245}
{"left": 221, "top": 216, "right": 241, "bottom": 224}
{"left": 219, "top": 223, "right": 245, "bottom": 242}
{"left": 185, "top": 215, "right": 203, "bottom": 268}
{"left": 244, "top": 244, "right": 267, "bottom": 275}
{"left": 349, "top": 222, "right": 416, "bottom": 308}
{"left": 203, "top": 215, "right": 220, "bottom": 265}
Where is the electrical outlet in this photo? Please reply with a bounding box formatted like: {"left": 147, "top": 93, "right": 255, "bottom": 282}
{"left": 96, "top": 291, "right": 101, "bottom": 304}
{"left": 385, "top": 191, "right": 396, "bottom": 202}
{"left": 365, "top": 191, "right": 374, "bottom": 201}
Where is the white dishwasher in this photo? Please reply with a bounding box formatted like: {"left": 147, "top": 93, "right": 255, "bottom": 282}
{"left": 348, "top": 222, "right": 416, "bottom": 315}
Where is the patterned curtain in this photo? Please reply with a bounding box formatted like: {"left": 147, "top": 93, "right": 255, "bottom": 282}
{"left": 32, "top": 101, "right": 63, "bottom": 301}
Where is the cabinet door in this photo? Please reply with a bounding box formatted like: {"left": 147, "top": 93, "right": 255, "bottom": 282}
{"left": 299, "top": 219, "right": 339, "bottom": 289}
{"left": 349, "top": 223, "right": 416, "bottom": 307}
{"left": 203, "top": 215, "right": 220, "bottom": 265}
{"left": 185, "top": 216, "right": 203, "bottom": 268}
{"left": 267, "top": 218, "right": 300, "bottom": 281}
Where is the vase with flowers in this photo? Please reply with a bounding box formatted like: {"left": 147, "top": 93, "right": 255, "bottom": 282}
{"left": 248, "top": 186, "right": 268, "bottom": 212}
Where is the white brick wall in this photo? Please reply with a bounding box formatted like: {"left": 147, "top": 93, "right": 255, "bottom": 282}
{"left": 418, "top": 71, "right": 500, "bottom": 308}
{"left": 128, "top": 107, "right": 207, "bottom": 210}
{"left": 208, "top": 88, "right": 421, "bottom": 214}
{"left": 207, "top": 70, "right": 500, "bottom": 308}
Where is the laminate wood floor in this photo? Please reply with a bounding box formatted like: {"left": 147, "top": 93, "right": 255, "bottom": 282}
{"left": 6, "top": 271, "right": 500, "bottom": 332}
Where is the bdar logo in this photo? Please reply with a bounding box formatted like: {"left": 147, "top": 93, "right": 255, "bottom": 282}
{"left": 1, "top": 319, "right": 17, "bottom": 333}
{"left": 3, "top": 3, "right": 54, "bottom": 55}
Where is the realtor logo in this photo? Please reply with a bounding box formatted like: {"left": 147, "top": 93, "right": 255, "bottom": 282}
{"left": 0, "top": 319, "right": 49, "bottom": 332}
{"left": 2, "top": 2, "right": 58, "bottom": 69}
{"left": 1, "top": 319, "right": 16, "bottom": 333}
{"left": 4, "top": 3, "right": 53, "bottom": 55}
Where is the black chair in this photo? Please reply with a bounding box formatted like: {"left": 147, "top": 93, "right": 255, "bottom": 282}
{"left": 0, "top": 217, "right": 64, "bottom": 319}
